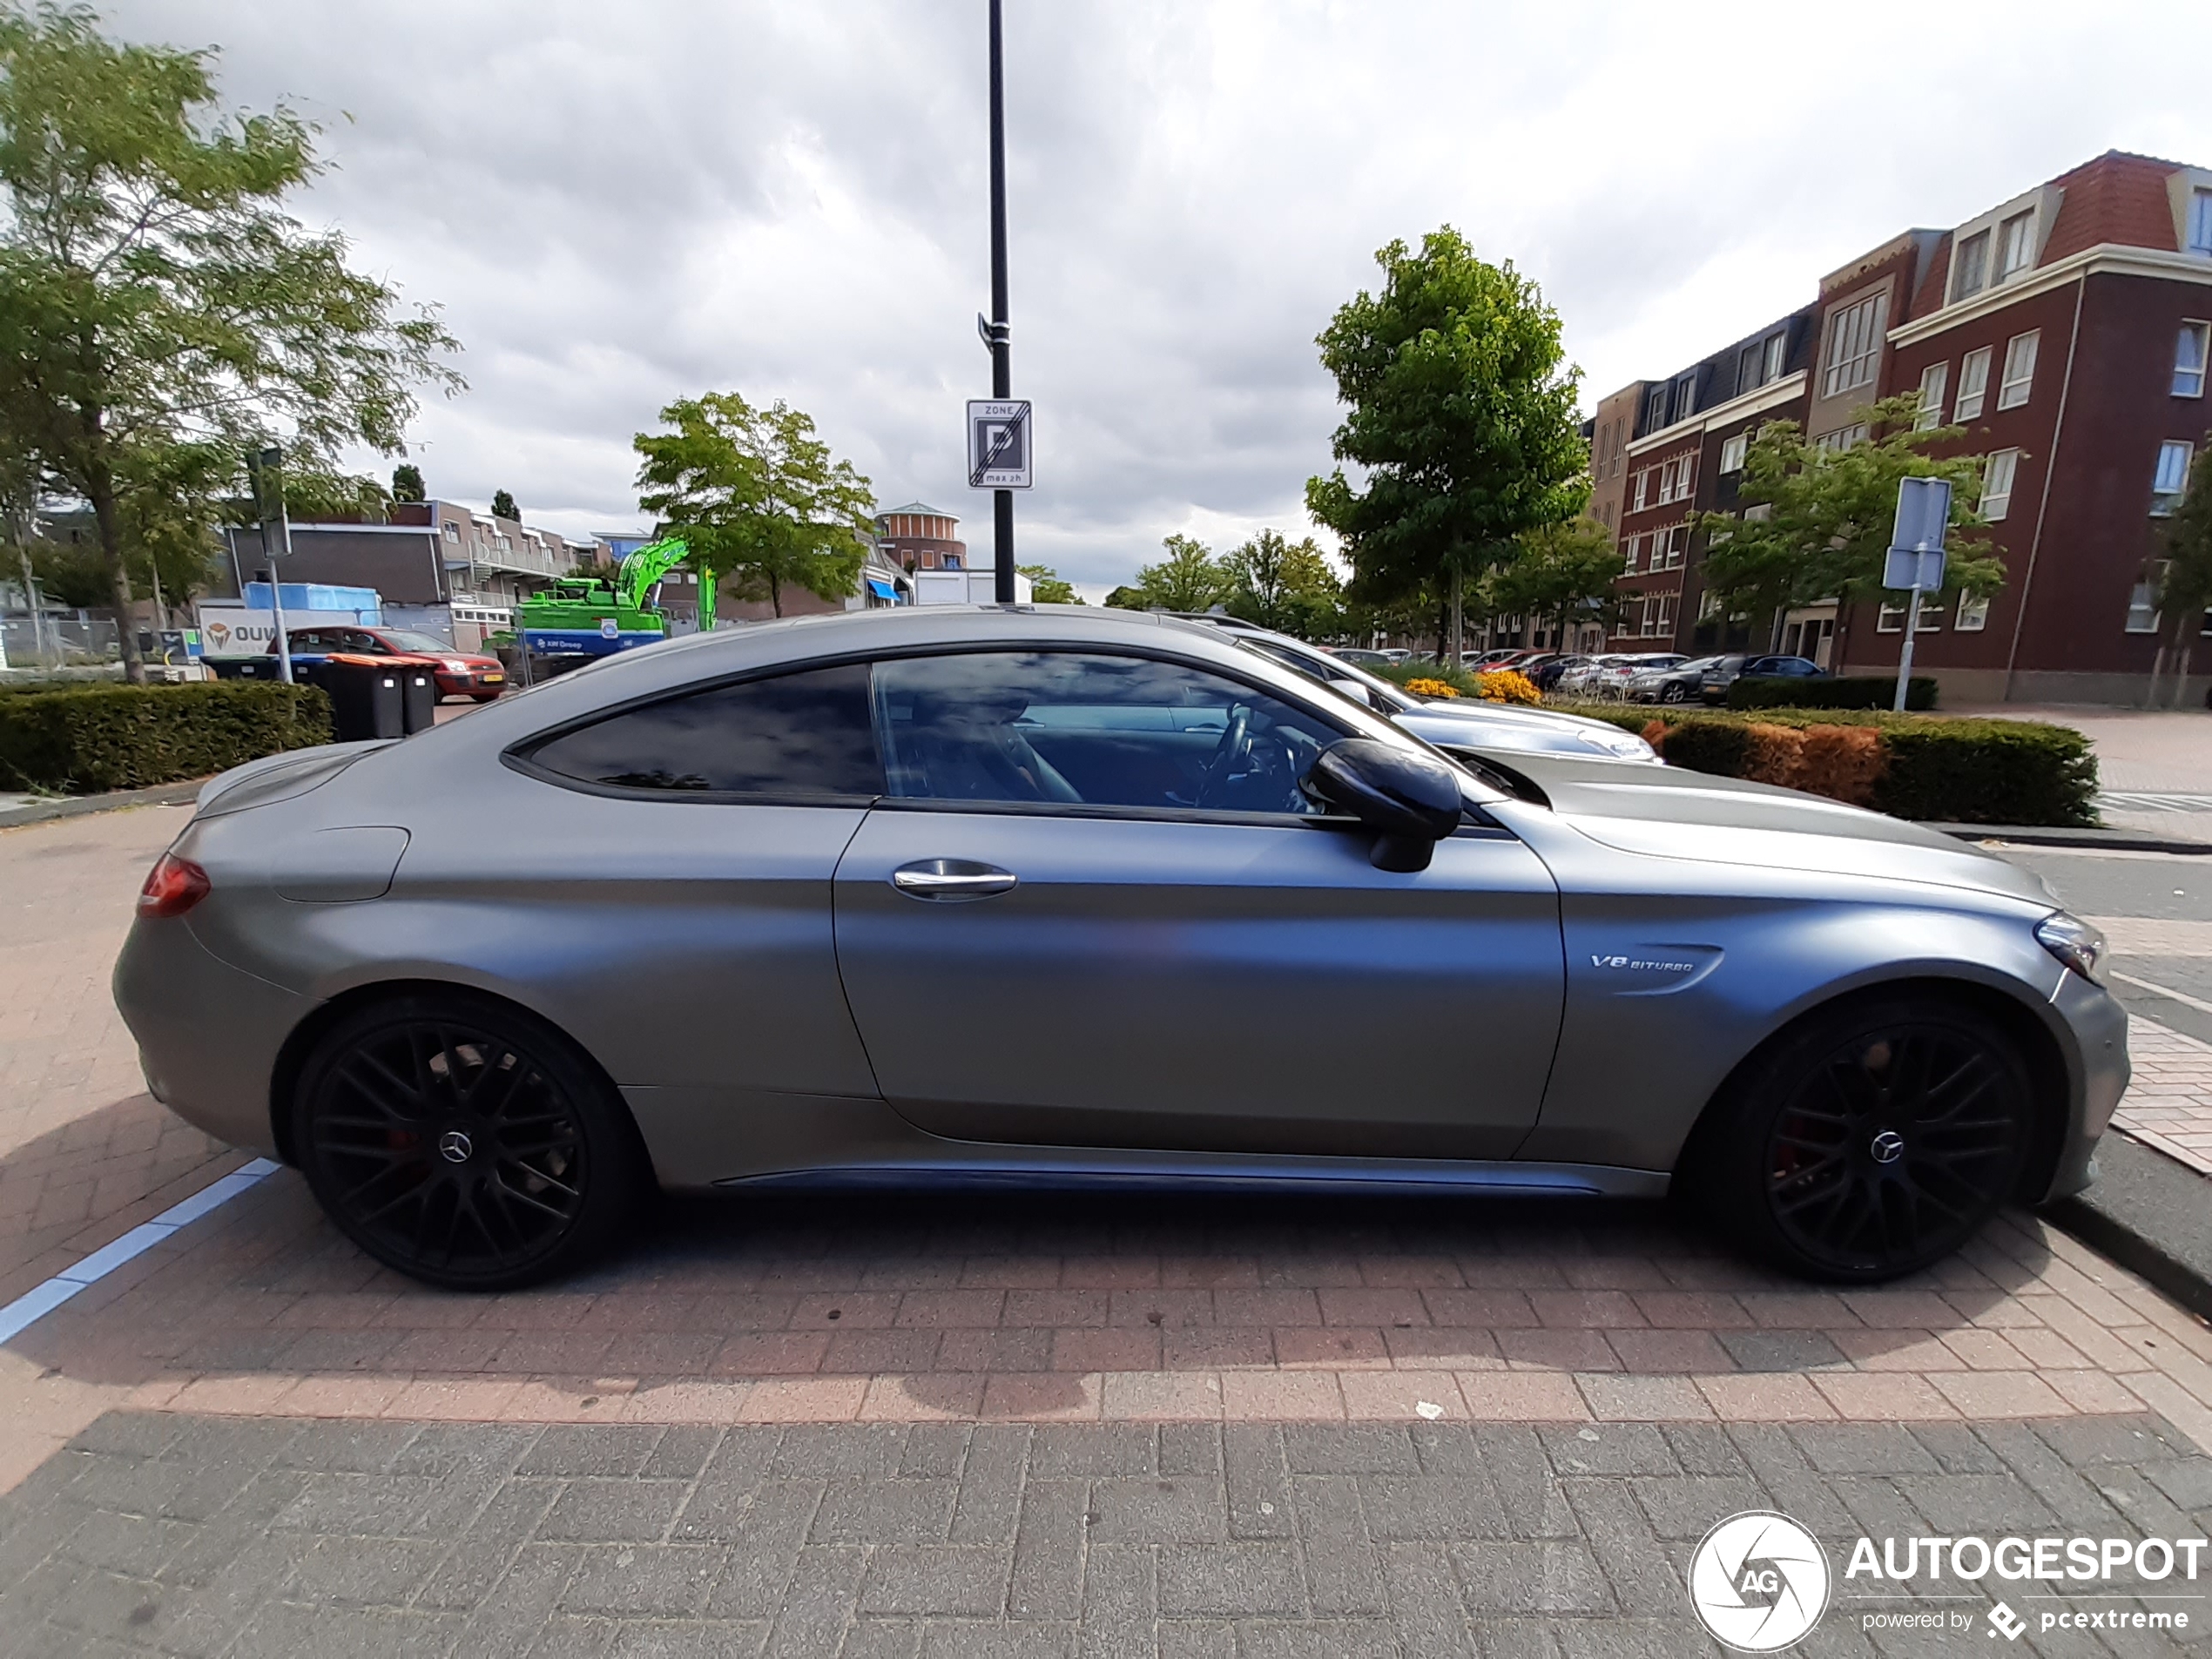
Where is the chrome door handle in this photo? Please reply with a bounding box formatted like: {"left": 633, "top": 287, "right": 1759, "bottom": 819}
{"left": 890, "top": 859, "right": 1018, "bottom": 900}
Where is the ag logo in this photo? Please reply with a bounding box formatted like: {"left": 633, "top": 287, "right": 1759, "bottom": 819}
{"left": 1688, "top": 1511, "right": 1831, "bottom": 1651}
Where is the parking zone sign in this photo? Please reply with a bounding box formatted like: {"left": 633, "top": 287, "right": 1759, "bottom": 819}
{"left": 967, "top": 400, "right": 1033, "bottom": 489}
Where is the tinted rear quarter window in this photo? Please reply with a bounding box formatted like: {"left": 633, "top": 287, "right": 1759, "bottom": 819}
{"left": 525, "top": 663, "right": 883, "bottom": 798}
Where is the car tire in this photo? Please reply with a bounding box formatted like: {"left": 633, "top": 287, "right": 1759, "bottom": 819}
{"left": 291, "top": 991, "right": 647, "bottom": 1291}
{"left": 1692, "top": 994, "right": 2038, "bottom": 1283}
{"left": 1662, "top": 683, "right": 1688, "bottom": 704}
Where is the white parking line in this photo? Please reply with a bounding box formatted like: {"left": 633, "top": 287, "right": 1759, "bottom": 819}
{"left": 2113, "top": 971, "right": 2212, "bottom": 1020}
{"left": 0, "top": 1158, "right": 282, "bottom": 1345}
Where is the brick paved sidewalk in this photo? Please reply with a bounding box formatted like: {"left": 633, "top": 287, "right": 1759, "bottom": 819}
{"left": 2112, "top": 1020, "right": 2212, "bottom": 1177}
{"left": 4, "top": 1409, "right": 2209, "bottom": 1656}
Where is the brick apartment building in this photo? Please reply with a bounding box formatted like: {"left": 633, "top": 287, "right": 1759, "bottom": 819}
{"left": 1584, "top": 150, "right": 2212, "bottom": 703}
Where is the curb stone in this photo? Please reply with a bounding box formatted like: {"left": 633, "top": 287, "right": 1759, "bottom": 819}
{"left": 0, "top": 778, "right": 204, "bottom": 830}
{"left": 2044, "top": 1131, "right": 2212, "bottom": 1325}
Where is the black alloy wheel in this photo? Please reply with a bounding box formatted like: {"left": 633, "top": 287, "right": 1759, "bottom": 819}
{"left": 294, "top": 995, "right": 642, "bottom": 1290}
{"left": 1706, "top": 998, "right": 2036, "bottom": 1281}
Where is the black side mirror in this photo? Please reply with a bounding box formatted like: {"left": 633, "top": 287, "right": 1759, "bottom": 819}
{"left": 1302, "top": 738, "right": 1466, "bottom": 873}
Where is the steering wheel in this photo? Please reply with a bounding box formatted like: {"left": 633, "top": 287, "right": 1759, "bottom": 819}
{"left": 1194, "top": 705, "right": 1253, "bottom": 808}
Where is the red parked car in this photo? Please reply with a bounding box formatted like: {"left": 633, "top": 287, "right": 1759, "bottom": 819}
{"left": 269, "top": 626, "right": 507, "bottom": 702}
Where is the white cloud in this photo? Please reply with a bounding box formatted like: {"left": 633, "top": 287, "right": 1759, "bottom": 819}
{"left": 105, "top": 0, "right": 2212, "bottom": 588}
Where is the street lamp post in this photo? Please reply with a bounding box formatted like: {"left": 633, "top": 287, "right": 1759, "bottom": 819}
{"left": 987, "top": 0, "right": 1015, "bottom": 604}
{"left": 248, "top": 448, "right": 295, "bottom": 685}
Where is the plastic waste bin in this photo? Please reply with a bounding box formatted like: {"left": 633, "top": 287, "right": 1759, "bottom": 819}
{"left": 389, "top": 657, "right": 439, "bottom": 734}
{"left": 320, "top": 654, "right": 406, "bottom": 742}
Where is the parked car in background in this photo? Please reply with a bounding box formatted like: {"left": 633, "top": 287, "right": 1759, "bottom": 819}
{"left": 1626, "top": 656, "right": 1721, "bottom": 704}
{"left": 1527, "top": 654, "right": 1588, "bottom": 693}
{"left": 1174, "top": 617, "right": 1658, "bottom": 764}
{"left": 118, "top": 602, "right": 2125, "bottom": 1290}
{"left": 270, "top": 626, "right": 507, "bottom": 703}
{"left": 1700, "top": 653, "right": 1828, "bottom": 704}
{"left": 1555, "top": 653, "right": 1687, "bottom": 700}
{"left": 1329, "top": 648, "right": 1395, "bottom": 669}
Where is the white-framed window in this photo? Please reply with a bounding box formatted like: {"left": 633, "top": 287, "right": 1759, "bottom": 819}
{"left": 1665, "top": 525, "right": 1688, "bottom": 570}
{"left": 1877, "top": 600, "right": 1906, "bottom": 633}
{"left": 2127, "top": 581, "right": 2160, "bottom": 633}
{"left": 1981, "top": 448, "right": 2020, "bottom": 522}
{"left": 1952, "top": 231, "right": 1990, "bottom": 302}
{"left": 1631, "top": 469, "right": 1649, "bottom": 511}
{"left": 1764, "top": 332, "right": 1787, "bottom": 382}
{"left": 1956, "top": 593, "right": 1991, "bottom": 632}
{"left": 442, "top": 523, "right": 460, "bottom": 543}
{"left": 1624, "top": 534, "right": 1645, "bottom": 572}
{"left": 1996, "top": 211, "right": 2036, "bottom": 281}
{"left": 1812, "top": 424, "right": 1868, "bottom": 454}
{"left": 1912, "top": 597, "right": 1943, "bottom": 632}
{"left": 2154, "top": 441, "right": 2195, "bottom": 516}
{"left": 2191, "top": 188, "right": 2212, "bottom": 256}
{"left": 1915, "top": 361, "right": 1950, "bottom": 430}
{"left": 1642, "top": 593, "right": 1677, "bottom": 638}
{"left": 1676, "top": 377, "right": 1697, "bottom": 421}
{"left": 1953, "top": 346, "right": 1993, "bottom": 421}
{"left": 1739, "top": 342, "right": 1763, "bottom": 394}
{"left": 1720, "top": 432, "right": 1748, "bottom": 473}
{"left": 2177, "top": 322, "right": 2209, "bottom": 399}
{"left": 1821, "top": 291, "right": 1888, "bottom": 399}
{"left": 1997, "top": 332, "right": 2039, "bottom": 411}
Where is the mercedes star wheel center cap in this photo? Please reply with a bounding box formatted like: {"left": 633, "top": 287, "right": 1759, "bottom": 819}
{"left": 438, "top": 1130, "right": 474, "bottom": 1164}
{"left": 1869, "top": 1130, "right": 1905, "bottom": 1165}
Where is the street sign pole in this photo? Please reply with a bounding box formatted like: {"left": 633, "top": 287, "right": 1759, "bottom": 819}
{"left": 987, "top": 0, "right": 1015, "bottom": 603}
{"left": 248, "top": 448, "right": 294, "bottom": 685}
{"left": 1883, "top": 475, "right": 1952, "bottom": 713}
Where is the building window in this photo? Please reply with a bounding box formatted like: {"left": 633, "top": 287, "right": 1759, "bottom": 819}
{"left": 1739, "top": 343, "right": 1763, "bottom": 395}
{"left": 1981, "top": 448, "right": 2020, "bottom": 522}
{"left": 1821, "top": 292, "right": 1888, "bottom": 399}
{"left": 1676, "top": 377, "right": 1697, "bottom": 421}
{"left": 2191, "top": 189, "right": 2212, "bottom": 255}
{"left": 1956, "top": 593, "right": 1991, "bottom": 632}
{"left": 1812, "top": 424, "right": 1868, "bottom": 454}
{"left": 1878, "top": 600, "right": 1905, "bottom": 633}
{"left": 1646, "top": 386, "right": 1669, "bottom": 429}
{"left": 1648, "top": 593, "right": 1677, "bottom": 637}
{"left": 1624, "top": 534, "right": 1644, "bottom": 573}
{"left": 1764, "top": 332, "right": 1786, "bottom": 382}
{"left": 442, "top": 523, "right": 459, "bottom": 543}
{"left": 1955, "top": 346, "right": 1993, "bottom": 421}
{"left": 1720, "top": 433, "right": 1748, "bottom": 473}
{"left": 1631, "top": 469, "right": 1649, "bottom": 511}
{"left": 2178, "top": 322, "right": 2209, "bottom": 398}
{"left": 1952, "top": 230, "right": 1990, "bottom": 301}
{"left": 2154, "top": 441, "right": 2195, "bottom": 516}
{"left": 1996, "top": 211, "right": 2036, "bottom": 282}
{"left": 1664, "top": 525, "right": 1688, "bottom": 569}
{"left": 1915, "top": 361, "right": 1950, "bottom": 430}
{"left": 2127, "top": 581, "right": 2160, "bottom": 633}
{"left": 1996, "top": 332, "right": 2039, "bottom": 411}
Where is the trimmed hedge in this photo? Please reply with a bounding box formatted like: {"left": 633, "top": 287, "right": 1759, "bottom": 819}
{"left": 0, "top": 681, "right": 334, "bottom": 794}
{"left": 1728, "top": 674, "right": 1939, "bottom": 711}
{"left": 1545, "top": 703, "right": 2097, "bottom": 826}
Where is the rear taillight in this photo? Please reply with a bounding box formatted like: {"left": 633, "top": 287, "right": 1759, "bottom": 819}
{"left": 138, "top": 853, "right": 211, "bottom": 919}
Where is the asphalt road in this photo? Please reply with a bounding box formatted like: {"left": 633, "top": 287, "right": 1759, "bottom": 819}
{"left": 1999, "top": 846, "right": 2212, "bottom": 1046}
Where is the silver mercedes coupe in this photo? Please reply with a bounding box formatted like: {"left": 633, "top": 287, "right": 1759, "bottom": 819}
{"left": 114, "top": 605, "right": 2128, "bottom": 1291}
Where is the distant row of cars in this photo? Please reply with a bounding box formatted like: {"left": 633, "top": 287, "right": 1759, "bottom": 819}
{"left": 1447, "top": 646, "right": 1828, "bottom": 705}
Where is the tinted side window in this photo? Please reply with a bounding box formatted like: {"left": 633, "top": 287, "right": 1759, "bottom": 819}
{"left": 874, "top": 651, "right": 1340, "bottom": 816}
{"left": 528, "top": 664, "right": 883, "bottom": 798}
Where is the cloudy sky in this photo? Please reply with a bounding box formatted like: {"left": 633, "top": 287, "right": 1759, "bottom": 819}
{"left": 105, "top": 0, "right": 2212, "bottom": 597}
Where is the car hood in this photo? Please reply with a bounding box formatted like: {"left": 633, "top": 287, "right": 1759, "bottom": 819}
{"left": 1394, "top": 704, "right": 1657, "bottom": 763}
{"left": 1493, "top": 752, "right": 2059, "bottom": 907}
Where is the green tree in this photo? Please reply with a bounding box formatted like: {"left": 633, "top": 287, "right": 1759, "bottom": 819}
{"left": 489, "top": 488, "right": 518, "bottom": 522}
{"left": 1221, "top": 529, "right": 1343, "bottom": 638}
{"left": 1102, "top": 584, "right": 1143, "bottom": 610}
{"left": 0, "top": 4, "right": 462, "bottom": 678}
{"left": 634, "top": 391, "right": 873, "bottom": 617}
{"left": 2150, "top": 436, "right": 2212, "bottom": 708}
{"left": 1119, "top": 533, "right": 1229, "bottom": 611}
{"left": 1696, "top": 395, "right": 2003, "bottom": 647}
{"left": 1305, "top": 227, "right": 1588, "bottom": 665}
{"left": 1017, "top": 562, "right": 1081, "bottom": 604}
{"left": 391, "top": 462, "right": 425, "bottom": 502}
{"left": 1486, "top": 516, "right": 1625, "bottom": 646}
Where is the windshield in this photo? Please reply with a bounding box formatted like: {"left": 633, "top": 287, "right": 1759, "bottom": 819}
{"left": 381, "top": 631, "right": 457, "bottom": 653}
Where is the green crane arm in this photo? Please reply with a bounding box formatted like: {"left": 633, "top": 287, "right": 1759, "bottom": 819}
{"left": 615, "top": 537, "right": 694, "bottom": 611}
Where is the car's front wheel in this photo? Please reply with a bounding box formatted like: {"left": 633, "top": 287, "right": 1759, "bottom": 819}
{"left": 1696, "top": 995, "right": 2038, "bottom": 1282}
{"left": 1662, "top": 682, "right": 1689, "bottom": 704}
{"left": 292, "top": 992, "right": 645, "bottom": 1291}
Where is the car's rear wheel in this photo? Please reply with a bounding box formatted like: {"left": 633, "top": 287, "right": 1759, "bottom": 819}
{"left": 1700, "top": 995, "right": 2037, "bottom": 1282}
{"left": 1662, "top": 681, "right": 1689, "bottom": 704}
{"left": 292, "top": 993, "right": 644, "bottom": 1291}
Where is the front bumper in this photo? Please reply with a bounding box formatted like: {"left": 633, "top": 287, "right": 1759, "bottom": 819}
{"left": 2041, "top": 970, "right": 2130, "bottom": 1201}
{"left": 434, "top": 668, "right": 505, "bottom": 698}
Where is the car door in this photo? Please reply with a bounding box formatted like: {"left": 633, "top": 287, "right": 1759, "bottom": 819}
{"left": 500, "top": 662, "right": 889, "bottom": 1172}
{"left": 831, "top": 647, "right": 1566, "bottom": 1162}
